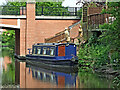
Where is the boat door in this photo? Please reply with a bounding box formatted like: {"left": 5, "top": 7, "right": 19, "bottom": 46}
{"left": 58, "top": 45, "right": 65, "bottom": 56}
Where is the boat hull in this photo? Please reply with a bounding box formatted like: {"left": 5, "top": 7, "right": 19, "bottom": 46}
{"left": 26, "top": 59, "right": 78, "bottom": 73}
{"left": 14, "top": 54, "right": 26, "bottom": 62}
{"left": 26, "top": 55, "right": 78, "bottom": 72}
{"left": 26, "top": 57, "right": 78, "bottom": 65}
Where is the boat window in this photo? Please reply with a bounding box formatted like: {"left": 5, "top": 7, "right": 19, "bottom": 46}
{"left": 37, "top": 48, "right": 41, "bottom": 54}
{"left": 43, "top": 48, "right": 47, "bottom": 55}
{"left": 50, "top": 48, "right": 54, "bottom": 56}
{"left": 33, "top": 47, "right": 36, "bottom": 54}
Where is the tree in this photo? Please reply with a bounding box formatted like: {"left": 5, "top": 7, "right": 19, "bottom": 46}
{"left": 1, "top": 2, "right": 71, "bottom": 16}
{"left": 99, "top": 2, "right": 120, "bottom": 63}
{"left": 2, "top": 30, "right": 15, "bottom": 51}
{"left": 78, "top": 2, "right": 120, "bottom": 67}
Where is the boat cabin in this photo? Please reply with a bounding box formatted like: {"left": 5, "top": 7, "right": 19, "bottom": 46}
{"left": 31, "top": 43, "right": 76, "bottom": 57}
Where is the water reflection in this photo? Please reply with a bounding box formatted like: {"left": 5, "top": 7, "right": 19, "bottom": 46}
{"left": 1, "top": 48, "right": 15, "bottom": 86}
{"left": 0, "top": 51, "right": 3, "bottom": 88}
{"left": 17, "top": 60, "right": 120, "bottom": 89}
{"left": 29, "top": 65, "right": 78, "bottom": 88}
{"left": 78, "top": 68, "right": 113, "bottom": 88}
{"left": 19, "top": 61, "right": 78, "bottom": 88}
{"left": 3, "top": 56, "right": 12, "bottom": 71}
{"left": 0, "top": 48, "right": 119, "bottom": 88}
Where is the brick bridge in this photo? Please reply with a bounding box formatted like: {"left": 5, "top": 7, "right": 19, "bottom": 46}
{"left": 0, "top": 2, "right": 110, "bottom": 56}
{"left": 0, "top": 2, "right": 81, "bottom": 56}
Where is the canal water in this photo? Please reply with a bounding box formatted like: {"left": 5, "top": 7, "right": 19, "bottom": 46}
{"left": 0, "top": 47, "right": 120, "bottom": 88}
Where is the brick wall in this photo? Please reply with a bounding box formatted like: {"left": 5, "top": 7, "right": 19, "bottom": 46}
{"left": 45, "top": 22, "right": 81, "bottom": 43}
{"left": 26, "top": 2, "right": 36, "bottom": 54}
{"left": 1, "top": 19, "right": 17, "bottom": 25}
{"left": 20, "top": 19, "right": 26, "bottom": 56}
{"left": 36, "top": 20, "right": 79, "bottom": 43}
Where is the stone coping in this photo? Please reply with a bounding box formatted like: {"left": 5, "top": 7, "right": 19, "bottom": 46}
{"left": 0, "top": 15, "right": 80, "bottom": 20}
{"left": 0, "top": 24, "right": 20, "bottom": 29}
{"left": 0, "top": 15, "right": 26, "bottom": 19}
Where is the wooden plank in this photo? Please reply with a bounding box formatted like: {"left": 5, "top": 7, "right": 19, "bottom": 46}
{"left": 58, "top": 45, "right": 65, "bottom": 56}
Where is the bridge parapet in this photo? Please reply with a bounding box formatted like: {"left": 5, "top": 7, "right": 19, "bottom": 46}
{"left": 0, "top": 6, "right": 26, "bottom": 15}
{"left": 0, "top": 5, "right": 82, "bottom": 17}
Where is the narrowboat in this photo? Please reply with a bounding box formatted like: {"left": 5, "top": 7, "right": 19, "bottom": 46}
{"left": 26, "top": 43, "right": 78, "bottom": 69}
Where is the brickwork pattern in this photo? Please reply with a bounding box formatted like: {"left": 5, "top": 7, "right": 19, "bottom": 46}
{"left": 36, "top": 20, "right": 79, "bottom": 43}
{"left": 45, "top": 22, "right": 80, "bottom": 43}
{"left": 20, "top": 19, "right": 26, "bottom": 56}
{"left": 1, "top": 19, "right": 17, "bottom": 25}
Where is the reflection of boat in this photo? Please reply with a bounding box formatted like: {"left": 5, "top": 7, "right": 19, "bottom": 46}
{"left": 14, "top": 54, "right": 26, "bottom": 61}
{"left": 28, "top": 65, "right": 78, "bottom": 88}
{"left": 26, "top": 43, "right": 78, "bottom": 70}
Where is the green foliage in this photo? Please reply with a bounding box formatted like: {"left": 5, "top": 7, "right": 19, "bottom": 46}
{"left": 88, "top": 2, "right": 97, "bottom": 7}
{"left": 1, "top": 2, "right": 71, "bottom": 16}
{"left": 2, "top": 48, "right": 15, "bottom": 85}
{"left": 2, "top": 63, "right": 15, "bottom": 85}
{"left": 36, "top": 2, "right": 69, "bottom": 16}
{"left": 6, "top": 2, "right": 26, "bottom": 6}
{"left": 36, "top": 2, "right": 70, "bottom": 16}
{"left": 2, "top": 2, "right": 26, "bottom": 15}
{"left": 77, "top": 8, "right": 82, "bottom": 17}
{"left": 112, "top": 75, "right": 120, "bottom": 89}
{"left": 36, "top": 2, "right": 62, "bottom": 7}
{"left": 2, "top": 30, "right": 15, "bottom": 52}
{"left": 78, "top": 35, "right": 110, "bottom": 67}
{"left": 78, "top": 2, "right": 120, "bottom": 68}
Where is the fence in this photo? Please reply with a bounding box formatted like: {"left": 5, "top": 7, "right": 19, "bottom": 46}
{"left": 0, "top": 6, "right": 82, "bottom": 17}
{"left": 0, "top": 6, "right": 26, "bottom": 15}
{"left": 88, "top": 13, "right": 111, "bottom": 30}
{"left": 36, "top": 6, "right": 82, "bottom": 16}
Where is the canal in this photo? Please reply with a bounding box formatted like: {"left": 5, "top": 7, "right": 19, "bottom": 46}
{"left": 0, "top": 47, "right": 120, "bottom": 88}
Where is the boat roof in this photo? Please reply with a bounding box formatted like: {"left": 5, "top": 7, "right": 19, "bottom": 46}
{"left": 33, "top": 43, "right": 76, "bottom": 46}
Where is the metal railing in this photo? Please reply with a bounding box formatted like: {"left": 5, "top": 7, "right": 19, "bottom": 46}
{"left": 0, "top": 6, "right": 82, "bottom": 17}
{"left": 0, "top": 6, "right": 25, "bottom": 15}
{"left": 36, "top": 6, "right": 82, "bottom": 16}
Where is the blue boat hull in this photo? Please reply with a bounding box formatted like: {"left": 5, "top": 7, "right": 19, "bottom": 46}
{"left": 26, "top": 54, "right": 78, "bottom": 64}
{"left": 26, "top": 59, "right": 78, "bottom": 73}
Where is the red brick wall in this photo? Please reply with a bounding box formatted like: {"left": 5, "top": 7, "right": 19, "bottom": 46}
{"left": 70, "top": 24, "right": 80, "bottom": 38}
{"left": 26, "top": 2, "right": 36, "bottom": 54}
{"left": 1, "top": 19, "right": 17, "bottom": 25}
{"left": 19, "top": 19, "right": 79, "bottom": 55}
{"left": 45, "top": 23, "right": 80, "bottom": 43}
{"left": 20, "top": 19, "right": 26, "bottom": 56}
{"left": 35, "top": 20, "right": 79, "bottom": 43}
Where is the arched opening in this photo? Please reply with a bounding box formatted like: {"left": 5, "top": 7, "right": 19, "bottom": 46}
{"left": 0, "top": 28, "right": 20, "bottom": 86}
